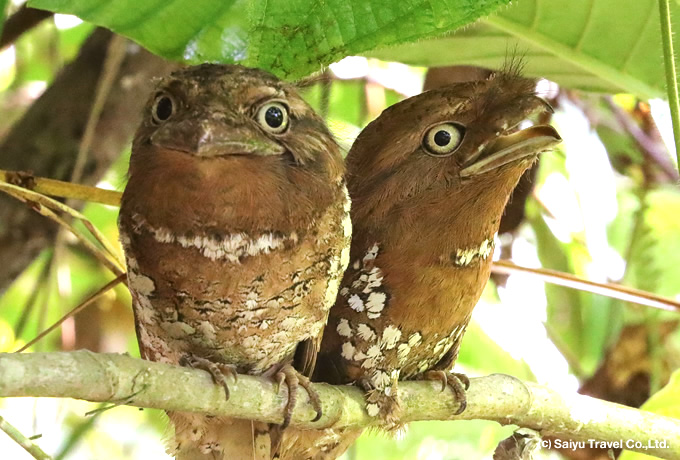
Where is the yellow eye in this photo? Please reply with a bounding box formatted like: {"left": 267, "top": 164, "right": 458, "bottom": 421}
{"left": 151, "top": 93, "right": 175, "bottom": 124}
{"left": 256, "top": 101, "right": 289, "bottom": 134}
{"left": 423, "top": 123, "right": 465, "bottom": 156}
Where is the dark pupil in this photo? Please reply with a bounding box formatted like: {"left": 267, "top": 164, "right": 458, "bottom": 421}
{"left": 265, "top": 106, "right": 284, "bottom": 128}
{"left": 434, "top": 130, "right": 451, "bottom": 147}
{"left": 155, "top": 97, "right": 173, "bottom": 121}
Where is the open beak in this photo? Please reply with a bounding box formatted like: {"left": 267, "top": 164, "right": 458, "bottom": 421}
{"left": 460, "top": 97, "right": 562, "bottom": 178}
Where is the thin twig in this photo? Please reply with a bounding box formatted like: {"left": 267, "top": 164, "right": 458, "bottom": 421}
{"left": 0, "top": 413, "right": 51, "bottom": 460}
{"left": 0, "top": 181, "right": 125, "bottom": 273}
{"left": 491, "top": 260, "right": 680, "bottom": 312}
{"left": 14, "top": 274, "right": 125, "bottom": 353}
{"left": 603, "top": 96, "right": 679, "bottom": 181}
{"left": 658, "top": 0, "right": 680, "bottom": 170}
{"left": 0, "top": 170, "right": 121, "bottom": 206}
{"left": 69, "top": 34, "right": 127, "bottom": 185}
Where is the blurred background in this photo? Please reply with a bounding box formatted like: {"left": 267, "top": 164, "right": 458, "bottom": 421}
{"left": 1, "top": 0, "right": 680, "bottom": 459}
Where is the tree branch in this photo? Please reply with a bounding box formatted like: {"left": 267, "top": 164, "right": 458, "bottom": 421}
{"left": 0, "top": 352, "right": 678, "bottom": 459}
{"left": 0, "top": 5, "right": 53, "bottom": 50}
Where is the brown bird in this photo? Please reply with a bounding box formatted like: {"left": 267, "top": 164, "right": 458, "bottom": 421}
{"left": 117, "top": 64, "right": 351, "bottom": 459}
{"left": 279, "top": 66, "right": 561, "bottom": 459}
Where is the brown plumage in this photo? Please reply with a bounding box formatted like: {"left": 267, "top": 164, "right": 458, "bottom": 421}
{"left": 279, "top": 67, "right": 561, "bottom": 459}
{"left": 117, "top": 64, "right": 351, "bottom": 459}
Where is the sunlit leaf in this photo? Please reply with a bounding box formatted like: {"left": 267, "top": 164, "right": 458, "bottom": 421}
{"left": 371, "top": 0, "right": 679, "bottom": 98}
{"left": 354, "top": 420, "right": 515, "bottom": 460}
{"left": 618, "top": 368, "right": 680, "bottom": 460}
{"left": 27, "top": 0, "right": 512, "bottom": 79}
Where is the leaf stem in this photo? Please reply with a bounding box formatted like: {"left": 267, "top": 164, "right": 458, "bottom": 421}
{"left": 0, "top": 414, "right": 51, "bottom": 460}
{"left": 658, "top": 0, "right": 680, "bottom": 170}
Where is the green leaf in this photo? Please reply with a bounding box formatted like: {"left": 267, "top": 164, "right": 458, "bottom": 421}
{"left": 627, "top": 187, "right": 680, "bottom": 299}
{"left": 354, "top": 420, "right": 515, "bottom": 460}
{"left": 0, "top": 0, "right": 7, "bottom": 40}
{"left": 619, "top": 368, "right": 680, "bottom": 460}
{"left": 26, "top": 0, "right": 512, "bottom": 79}
{"left": 370, "top": 0, "right": 679, "bottom": 99}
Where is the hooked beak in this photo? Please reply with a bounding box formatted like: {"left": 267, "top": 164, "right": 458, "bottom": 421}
{"left": 460, "top": 125, "right": 561, "bottom": 177}
{"left": 460, "top": 97, "right": 562, "bottom": 178}
{"left": 150, "top": 119, "right": 285, "bottom": 158}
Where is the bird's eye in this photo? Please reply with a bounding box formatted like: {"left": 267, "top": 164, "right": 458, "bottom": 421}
{"left": 256, "top": 101, "right": 289, "bottom": 134}
{"left": 423, "top": 123, "right": 465, "bottom": 156}
{"left": 151, "top": 93, "right": 175, "bottom": 124}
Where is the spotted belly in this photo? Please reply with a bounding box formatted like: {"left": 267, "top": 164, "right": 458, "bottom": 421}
{"left": 119, "top": 187, "right": 351, "bottom": 374}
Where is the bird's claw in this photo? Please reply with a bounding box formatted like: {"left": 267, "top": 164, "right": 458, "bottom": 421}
{"left": 274, "top": 364, "right": 322, "bottom": 429}
{"left": 179, "top": 355, "right": 238, "bottom": 400}
{"left": 422, "top": 370, "right": 469, "bottom": 415}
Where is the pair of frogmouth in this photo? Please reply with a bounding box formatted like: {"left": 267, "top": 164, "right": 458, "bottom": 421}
{"left": 118, "top": 63, "right": 560, "bottom": 459}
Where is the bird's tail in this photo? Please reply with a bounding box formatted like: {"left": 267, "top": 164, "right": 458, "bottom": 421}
{"left": 169, "top": 411, "right": 272, "bottom": 460}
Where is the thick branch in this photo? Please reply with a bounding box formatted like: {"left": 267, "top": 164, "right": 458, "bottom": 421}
{"left": 0, "top": 352, "right": 678, "bottom": 459}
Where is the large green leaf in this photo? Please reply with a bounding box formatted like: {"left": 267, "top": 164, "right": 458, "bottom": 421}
{"left": 371, "top": 0, "right": 677, "bottom": 99}
{"left": 618, "top": 368, "right": 680, "bottom": 460}
{"left": 627, "top": 187, "right": 680, "bottom": 299}
{"left": 27, "top": 0, "right": 511, "bottom": 79}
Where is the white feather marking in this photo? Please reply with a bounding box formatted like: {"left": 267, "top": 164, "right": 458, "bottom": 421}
{"left": 348, "top": 294, "right": 365, "bottom": 312}
{"left": 128, "top": 270, "right": 156, "bottom": 296}
{"left": 397, "top": 343, "right": 411, "bottom": 362}
{"left": 336, "top": 318, "right": 353, "bottom": 337}
{"left": 357, "top": 323, "right": 377, "bottom": 342}
{"left": 366, "top": 344, "right": 382, "bottom": 359}
{"left": 381, "top": 325, "right": 402, "bottom": 350}
{"left": 341, "top": 342, "right": 356, "bottom": 360}
{"left": 408, "top": 332, "right": 423, "bottom": 347}
{"left": 366, "top": 291, "right": 386, "bottom": 318}
{"left": 453, "top": 237, "right": 495, "bottom": 267}
{"left": 130, "top": 213, "right": 296, "bottom": 262}
{"left": 372, "top": 370, "right": 391, "bottom": 390}
{"left": 363, "top": 243, "right": 379, "bottom": 262}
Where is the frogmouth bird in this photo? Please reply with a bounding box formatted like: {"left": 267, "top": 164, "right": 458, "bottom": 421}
{"left": 118, "top": 64, "right": 351, "bottom": 459}
{"left": 279, "top": 67, "right": 561, "bottom": 459}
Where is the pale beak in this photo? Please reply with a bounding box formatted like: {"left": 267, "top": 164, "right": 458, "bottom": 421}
{"left": 460, "top": 125, "right": 561, "bottom": 178}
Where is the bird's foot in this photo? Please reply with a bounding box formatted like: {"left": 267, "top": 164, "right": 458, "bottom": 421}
{"left": 179, "top": 355, "right": 238, "bottom": 400}
{"left": 420, "top": 370, "right": 470, "bottom": 415}
{"left": 274, "top": 364, "right": 322, "bottom": 429}
{"left": 358, "top": 377, "right": 402, "bottom": 428}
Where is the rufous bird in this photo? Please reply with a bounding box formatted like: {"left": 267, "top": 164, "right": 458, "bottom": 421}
{"left": 118, "top": 64, "right": 351, "bottom": 460}
{"left": 279, "top": 65, "right": 561, "bottom": 459}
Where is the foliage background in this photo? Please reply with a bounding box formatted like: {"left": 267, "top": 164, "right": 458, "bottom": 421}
{"left": 0, "top": 0, "right": 680, "bottom": 459}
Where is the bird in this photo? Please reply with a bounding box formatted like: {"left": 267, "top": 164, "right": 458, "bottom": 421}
{"left": 117, "top": 64, "right": 351, "bottom": 460}
{"left": 278, "top": 65, "right": 561, "bottom": 459}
